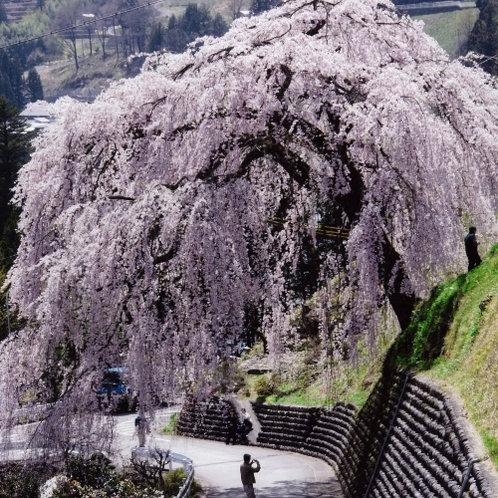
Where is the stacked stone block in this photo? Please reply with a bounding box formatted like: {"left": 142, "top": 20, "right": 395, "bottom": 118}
{"left": 176, "top": 396, "right": 236, "bottom": 442}
{"left": 251, "top": 402, "right": 320, "bottom": 451}
{"left": 301, "top": 403, "right": 356, "bottom": 467}
{"left": 363, "top": 377, "right": 493, "bottom": 498}
{"left": 332, "top": 373, "right": 408, "bottom": 497}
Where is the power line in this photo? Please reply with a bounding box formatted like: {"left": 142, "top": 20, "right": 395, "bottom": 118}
{"left": 0, "top": 0, "right": 164, "bottom": 50}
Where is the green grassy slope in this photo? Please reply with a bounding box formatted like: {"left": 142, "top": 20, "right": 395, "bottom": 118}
{"left": 390, "top": 245, "right": 498, "bottom": 466}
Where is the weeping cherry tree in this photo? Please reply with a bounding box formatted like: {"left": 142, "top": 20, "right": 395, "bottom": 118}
{"left": 2, "top": 0, "right": 498, "bottom": 453}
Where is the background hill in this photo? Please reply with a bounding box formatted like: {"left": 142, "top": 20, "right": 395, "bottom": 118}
{"left": 25, "top": 1, "right": 482, "bottom": 100}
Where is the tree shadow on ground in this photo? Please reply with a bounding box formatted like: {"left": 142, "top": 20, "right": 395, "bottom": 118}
{"left": 204, "top": 479, "right": 343, "bottom": 497}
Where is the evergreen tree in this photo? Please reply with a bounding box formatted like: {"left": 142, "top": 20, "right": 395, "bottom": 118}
{"left": 8, "top": 54, "right": 24, "bottom": 108}
{"left": 165, "top": 15, "right": 188, "bottom": 53}
{"left": 168, "top": 14, "right": 177, "bottom": 30}
{"left": 147, "top": 21, "right": 165, "bottom": 52}
{"left": 0, "top": 96, "right": 33, "bottom": 270}
{"left": 251, "top": 0, "right": 277, "bottom": 15}
{"left": 467, "top": 0, "right": 498, "bottom": 74}
{"left": 211, "top": 13, "right": 228, "bottom": 38}
{"left": 0, "top": 1, "right": 7, "bottom": 24}
{"left": 26, "top": 68, "right": 44, "bottom": 102}
{"left": 0, "top": 72, "right": 14, "bottom": 106}
{"left": 179, "top": 4, "right": 212, "bottom": 37}
{"left": 164, "top": 6, "right": 227, "bottom": 53}
{"left": 0, "top": 52, "right": 25, "bottom": 108}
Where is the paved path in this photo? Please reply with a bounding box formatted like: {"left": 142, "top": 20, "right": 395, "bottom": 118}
{"left": 114, "top": 411, "right": 344, "bottom": 498}
{"left": 0, "top": 409, "right": 343, "bottom": 497}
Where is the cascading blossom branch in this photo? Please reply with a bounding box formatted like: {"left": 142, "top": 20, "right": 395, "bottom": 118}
{"left": 3, "top": 0, "right": 498, "bottom": 440}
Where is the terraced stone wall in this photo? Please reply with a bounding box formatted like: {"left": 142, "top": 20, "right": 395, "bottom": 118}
{"left": 3, "top": 0, "right": 37, "bottom": 23}
{"left": 175, "top": 375, "right": 494, "bottom": 497}
{"left": 357, "top": 376, "right": 493, "bottom": 498}
{"left": 252, "top": 375, "right": 493, "bottom": 498}
{"left": 251, "top": 403, "right": 322, "bottom": 451}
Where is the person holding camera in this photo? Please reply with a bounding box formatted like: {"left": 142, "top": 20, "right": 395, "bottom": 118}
{"left": 240, "top": 453, "right": 261, "bottom": 498}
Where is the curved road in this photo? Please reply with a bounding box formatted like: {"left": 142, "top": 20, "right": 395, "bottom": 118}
{"left": 114, "top": 410, "right": 344, "bottom": 498}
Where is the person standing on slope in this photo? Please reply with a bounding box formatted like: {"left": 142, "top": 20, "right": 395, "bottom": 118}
{"left": 464, "top": 226, "right": 482, "bottom": 272}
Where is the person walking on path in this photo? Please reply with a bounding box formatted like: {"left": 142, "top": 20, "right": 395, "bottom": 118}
{"left": 465, "top": 226, "right": 482, "bottom": 272}
{"left": 240, "top": 453, "right": 261, "bottom": 498}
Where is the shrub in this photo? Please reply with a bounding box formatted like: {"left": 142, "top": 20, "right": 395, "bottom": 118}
{"left": 162, "top": 413, "right": 178, "bottom": 435}
{"left": 51, "top": 453, "right": 164, "bottom": 498}
{"left": 163, "top": 468, "right": 187, "bottom": 496}
{"left": 254, "top": 375, "right": 273, "bottom": 397}
{"left": 64, "top": 452, "right": 117, "bottom": 490}
{"left": 0, "top": 462, "right": 55, "bottom": 498}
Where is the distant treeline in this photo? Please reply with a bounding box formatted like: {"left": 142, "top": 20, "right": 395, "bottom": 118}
{"left": 148, "top": 4, "right": 229, "bottom": 53}
{"left": 148, "top": 1, "right": 281, "bottom": 53}
{"left": 0, "top": 50, "right": 43, "bottom": 108}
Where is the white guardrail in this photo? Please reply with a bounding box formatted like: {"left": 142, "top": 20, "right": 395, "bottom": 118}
{"left": 171, "top": 452, "right": 195, "bottom": 498}
{"left": 131, "top": 447, "right": 194, "bottom": 498}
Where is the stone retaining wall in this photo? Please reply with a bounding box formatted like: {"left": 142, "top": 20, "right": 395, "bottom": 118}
{"left": 176, "top": 375, "right": 494, "bottom": 497}
{"left": 363, "top": 376, "right": 492, "bottom": 498}
{"left": 251, "top": 402, "right": 322, "bottom": 451}
{"left": 176, "top": 396, "right": 236, "bottom": 442}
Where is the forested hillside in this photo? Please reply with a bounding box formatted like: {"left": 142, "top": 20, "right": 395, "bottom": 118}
{"left": 0, "top": 0, "right": 241, "bottom": 104}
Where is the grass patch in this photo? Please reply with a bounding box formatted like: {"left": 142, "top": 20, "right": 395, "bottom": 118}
{"left": 388, "top": 274, "right": 466, "bottom": 371}
{"left": 243, "top": 351, "right": 382, "bottom": 410}
{"left": 161, "top": 413, "right": 178, "bottom": 435}
{"left": 481, "top": 430, "right": 498, "bottom": 468}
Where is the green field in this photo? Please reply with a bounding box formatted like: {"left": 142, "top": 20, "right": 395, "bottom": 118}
{"left": 413, "top": 7, "right": 479, "bottom": 59}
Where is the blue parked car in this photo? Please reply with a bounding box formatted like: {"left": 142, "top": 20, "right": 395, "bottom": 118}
{"left": 97, "top": 366, "right": 137, "bottom": 412}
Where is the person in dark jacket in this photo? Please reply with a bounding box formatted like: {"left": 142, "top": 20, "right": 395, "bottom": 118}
{"left": 240, "top": 453, "right": 261, "bottom": 498}
{"left": 465, "top": 226, "right": 482, "bottom": 272}
{"left": 225, "top": 409, "right": 238, "bottom": 445}
{"left": 134, "top": 414, "right": 149, "bottom": 447}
